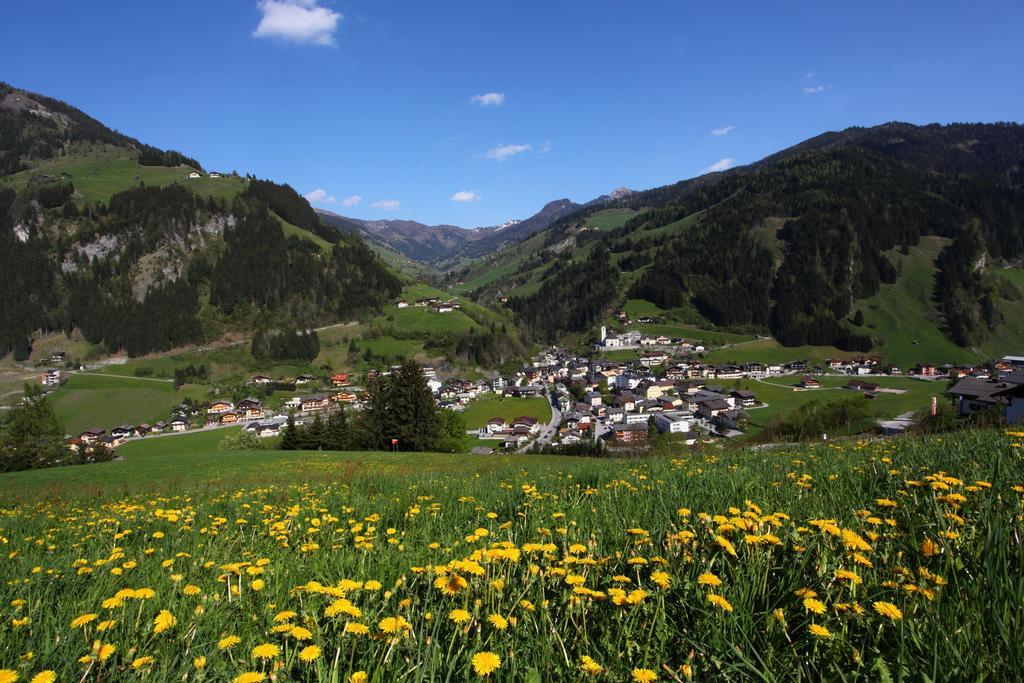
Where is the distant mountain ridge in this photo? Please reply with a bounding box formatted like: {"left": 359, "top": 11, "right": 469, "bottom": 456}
{"left": 317, "top": 196, "right": 588, "bottom": 265}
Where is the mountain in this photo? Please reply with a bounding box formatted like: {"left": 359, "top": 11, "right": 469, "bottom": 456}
{"left": 0, "top": 83, "right": 401, "bottom": 359}
{"left": 317, "top": 197, "right": 584, "bottom": 267}
{"left": 461, "top": 122, "right": 1024, "bottom": 363}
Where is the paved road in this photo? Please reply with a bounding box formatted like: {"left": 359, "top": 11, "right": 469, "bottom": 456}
{"left": 520, "top": 396, "right": 562, "bottom": 453}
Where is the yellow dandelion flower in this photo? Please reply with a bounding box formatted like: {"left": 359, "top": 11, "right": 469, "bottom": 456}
{"left": 809, "top": 623, "right": 832, "bottom": 638}
{"left": 449, "top": 609, "right": 472, "bottom": 624}
{"left": 487, "top": 614, "right": 508, "bottom": 630}
{"left": 803, "top": 598, "right": 826, "bottom": 615}
{"left": 344, "top": 622, "right": 370, "bottom": 636}
{"left": 580, "top": 655, "right": 604, "bottom": 675}
{"left": 233, "top": 673, "right": 266, "bottom": 683}
{"left": 153, "top": 610, "right": 176, "bottom": 634}
{"left": 193, "top": 656, "right": 206, "bottom": 670}
{"left": 70, "top": 613, "right": 98, "bottom": 629}
{"left": 471, "top": 651, "right": 501, "bottom": 676}
{"left": 632, "top": 668, "right": 659, "bottom": 682}
{"left": 218, "top": 635, "right": 241, "bottom": 650}
{"left": 30, "top": 673, "right": 56, "bottom": 683}
{"left": 697, "top": 572, "right": 722, "bottom": 587}
{"left": 299, "top": 645, "right": 321, "bottom": 663}
{"left": 251, "top": 643, "right": 280, "bottom": 660}
{"left": 95, "top": 642, "right": 116, "bottom": 662}
{"left": 872, "top": 601, "right": 903, "bottom": 620}
{"left": 707, "top": 593, "right": 733, "bottom": 612}
{"left": 349, "top": 673, "right": 368, "bottom": 683}
{"left": 289, "top": 626, "right": 313, "bottom": 640}
{"left": 0, "top": 672, "right": 17, "bottom": 683}
{"left": 132, "top": 656, "right": 154, "bottom": 669}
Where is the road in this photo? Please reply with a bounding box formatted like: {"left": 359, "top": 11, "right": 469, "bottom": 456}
{"left": 520, "top": 395, "right": 562, "bottom": 453}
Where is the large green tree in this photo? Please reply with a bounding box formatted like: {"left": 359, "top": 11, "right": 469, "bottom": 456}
{"left": 1, "top": 385, "right": 69, "bottom": 472}
{"left": 359, "top": 360, "right": 442, "bottom": 452}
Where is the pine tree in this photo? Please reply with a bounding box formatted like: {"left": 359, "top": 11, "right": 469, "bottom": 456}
{"left": 1, "top": 385, "right": 67, "bottom": 472}
{"left": 279, "top": 413, "right": 298, "bottom": 451}
{"left": 324, "top": 409, "right": 349, "bottom": 450}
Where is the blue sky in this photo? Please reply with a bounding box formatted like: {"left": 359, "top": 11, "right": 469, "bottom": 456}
{"left": 2, "top": 1, "right": 1022, "bottom": 226}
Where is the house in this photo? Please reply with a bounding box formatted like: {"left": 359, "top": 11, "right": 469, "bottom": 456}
{"left": 40, "top": 369, "right": 62, "bottom": 386}
{"left": 642, "top": 380, "right": 675, "bottom": 400}
{"left": 396, "top": 299, "right": 409, "bottom": 308}
{"left": 135, "top": 423, "right": 151, "bottom": 437}
{"left": 284, "top": 396, "right": 302, "bottom": 409}
{"left": 491, "top": 376, "right": 507, "bottom": 393}
{"left": 50, "top": 351, "right": 66, "bottom": 364}
{"left": 799, "top": 376, "right": 821, "bottom": 389}
{"left": 237, "top": 398, "right": 264, "bottom": 421}
{"left": 331, "top": 373, "right": 350, "bottom": 387}
{"left": 152, "top": 420, "right": 167, "bottom": 433}
{"left": 640, "top": 352, "right": 669, "bottom": 368}
{"left": 207, "top": 400, "right": 234, "bottom": 415}
{"left": 219, "top": 411, "right": 239, "bottom": 424}
{"left": 300, "top": 394, "right": 329, "bottom": 412}
{"left": 295, "top": 374, "right": 316, "bottom": 385}
{"left": 110, "top": 424, "right": 134, "bottom": 440}
{"left": 582, "top": 391, "right": 603, "bottom": 407}
{"left": 188, "top": 171, "right": 201, "bottom": 179}
{"left": 915, "top": 364, "right": 938, "bottom": 377}
{"left": 249, "top": 375, "right": 273, "bottom": 385}
{"left": 208, "top": 171, "right": 221, "bottom": 178}
{"left": 513, "top": 416, "right": 541, "bottom": 434}
{"left": 947, "top": 374, "right": 1024, "bottom": 423}
{"left": 170, "top": 416, "right": 189, "bottom": 432}
{"left": 435, "top": 304, "right": 454, "bottom": 313}
{"left": 654, "top": 411, "right": 694, "bottom": 434}
{"left": 1003, "top": 356, "right": 1024, "bottom": 371}
{"left": 846, "top": 379, "right": 879, "bottom": 393}
{"left": 697, "top": 398, "right": 731, "bottom": 419}
{"left": 611, "top": 423, "right": 648, "bottom": 444}
{"left": 78, "top": 428, "right": 106, "bottom": 444}
{"left": 480, "top": 418, "right": 508, "bottom": 438}
{"left": 331, "top": 391, "right": 357, "bottom": 404}
{"left": 729, "top": 389, "right": 757, "bottom": 408}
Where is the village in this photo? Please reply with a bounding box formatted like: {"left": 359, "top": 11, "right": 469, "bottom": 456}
{"left": 40, "top": 325, "right": 1024, "bottom": 457}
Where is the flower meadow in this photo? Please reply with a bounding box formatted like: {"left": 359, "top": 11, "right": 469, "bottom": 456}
{"left": 1, "top": 430, "right": 1023, "bottom": 682}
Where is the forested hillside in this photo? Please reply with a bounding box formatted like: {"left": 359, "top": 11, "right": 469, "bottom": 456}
{"left": 482, "top": 123, "right": 1024, "bottom": 354}
{"left": 0, "top": 84, "right": 401, "bottom": 359}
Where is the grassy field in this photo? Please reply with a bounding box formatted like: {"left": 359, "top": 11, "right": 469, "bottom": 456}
{"left": 0, "top": 429, "right": 1022, "bottom": 680}
{"left": 584, "top": 208, "right": 640, "bottom": 230}
{"left": 49, "top": 373, "right": 187, "bottom": 435}
{"left": 460, "top": 396, "right": 552, "bottom": 429}
{"left": 718, "top": 374, "right": 946, "bottom": 437}
{"left": 1, "top": 152, "right": 246, "bottom": 205}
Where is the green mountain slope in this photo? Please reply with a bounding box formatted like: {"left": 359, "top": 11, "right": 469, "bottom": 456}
{"left": 460, "top": 122, "right": 1024, "bottom": 364}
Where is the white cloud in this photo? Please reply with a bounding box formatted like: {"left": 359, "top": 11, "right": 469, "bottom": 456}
{"left": 470, "top": 92, "right": 505, "bottom": 107}
{"left": 805, "top": 71, "right": 815, "bottom": 79}
{"left": 340, "top": 194, "right": 362, "bottom": 207}
{"left": 484, "top": 143, "right": 532, "bottom": 161}
{"left": 253, "top": 0, "right": 341, "bottom": 46}
{"left": 371, "top": 199, "right": 400, "bottom": 211}
{"left": 710, "top": 125, "right": 735, "bottom": 136}
{"left": 702, "top": 158, "right": 735, "bottom": 174}
{"left": 451, "top": 190, "right": 481, "bottom": 202}
{"left": 803, "top": 85, "right": 825, "bottom": 94}
{"left": 304, "top": 188, "right": 339, "bottom": 203}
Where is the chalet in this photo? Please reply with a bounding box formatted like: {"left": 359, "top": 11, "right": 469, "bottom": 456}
{"left": 396, "top": 299, "right": 409, "bottom": 308}
{"left": 219, "top": 411, "right": 239, "bottom": 425}
{"left": 914, "top": 364, "right": 938, "bottom": 377}
{"left": 207, "top": 400, "right": 233, "bottom": 415}
{"left": 170, "top": 416, "right": 189, "bottom": 432}
{"left": 481, "top": 417, "right": 508, "bottom": 437}
{"left": 611, "top": 423, "right": 648, "bottom": 444}
{"left": 513, "top": 416, "right": 541, "bottom": 434}
{"left": 50, "top": 351, "right": 66, "bottom": 364}
{"left": 152, "top": 420, "right": 167, "bottom": 432}
{"left": 714, "top": 365, "right": 744, "bottom": 380}
{"left": 40, "top": 369, "right": 61, "bottom": 386}
{"left": 799, "top": 376, "right": 820, "bottom": 389}
{"left": 237, "top": 398, "right": 264, "bottom": 420}
{"left": 434, "top": 303, "right": 455, "bottom": 313}
{"left": 208, "top": 171, "right": 221, "bottom": 178}
{"left": 1003, "top": 356, "right": 1024, "bottom": 371}
{"left": 110, "top": 424, "right": 134, "bottom": 440}
{"left": 283, "top": 396, "right": 302, "bottom": 409}
{"left": 135, "top": 423, "right": 151, "bottom": 437}
{"left": 295, "top": 374, "right": 316, "bottom": 385}
{"left": 331, "top": 373, "right": 350, "bottom": 387}
{"left": 846, "top": 379, "right": 879, "bottom": 393}
{"left": 582, "top": 391, "right": 602, "bottom": 407}
{"left": 729, "top": 389, "right": 757, "bottom": 408}
{"left": 947, "top": 374, "right": 1024, "bottom": 423}
{"left": 188, "top": 171, "right": 201, "bottom": 179}
{"left": 331, "top": 391, "right": 357, "bottom": 403}
{"left": 605, "top": 406, "right": 626, "bottom": 423}
{"left": 491, "top": 376, "right": 507, "bottom": 392}
{"left": 697, "top": 398, "right": 731, "bottom": 419}
{"left": 249, "top": 375, "right": 273, "bottom": 385}
{"left": 78, "top": 428, "right": 106, "bottom": 444}
{"left": 642, "top": 380, "right": 675, "bottom": 400}
{"left": 300, "top": 394, "right": 329, "bottom": 412}
{"left": 664, "top": 365, "right": 689, "bottom": 381}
